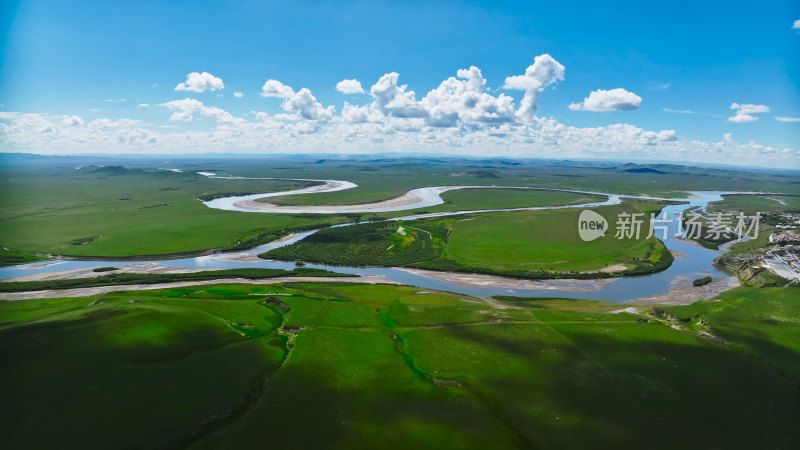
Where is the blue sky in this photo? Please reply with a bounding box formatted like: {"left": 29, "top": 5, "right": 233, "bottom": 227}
{"left": 1, "top": 0, "right": 798, "bottom": 167}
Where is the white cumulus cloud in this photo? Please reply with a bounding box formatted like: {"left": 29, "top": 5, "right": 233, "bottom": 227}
{"left": 174, "top": 72, "right": 224, "bottom": 92}
{"left": 729, "top": 103, "right": 769, "bottom": 122}
{"left": 261, "top": 79, "right": 295, "bottom": 98}
{"left": 775, "top": 116, "right": 800, "bottom": 122}
{"left": 260, "top": 79, "right": 334, "bottom": 121}
{"left": 369, "top": 72, "right": 427, "bottom": 118}
{"left": 160, "top": 98, "right": 240, "bottom": 123}
{"left": 336, "top": 79, "right": 365, "bottom": 94}
{"left": 421, "top": 66, "right": 515, "bottom": 127}
{"left": 282, "top": 88, "right": 335, "bottom": 121}
{"left": 339, "top": 102, "right": 371, "bottom": 123}
{"left": 729, "top": 114, "right": 757, "bottom": 123}
{"left": 569, "top": 88, "right": 642, "bottom": 111}
{"left": 233, "top": 91, "right": 244, "bottom": 98}
{"left": 503, "top": 54, "right": 565, "bottom": 121}
{"left": 792, "top": 19, "right": 800, "bottom": 30}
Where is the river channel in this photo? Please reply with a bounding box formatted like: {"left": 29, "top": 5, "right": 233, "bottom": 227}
{"left": 0, "top": 179, "right": 748, "bottom": 302}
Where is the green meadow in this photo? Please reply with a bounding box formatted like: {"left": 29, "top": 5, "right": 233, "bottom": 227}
{"left": 263, "top": 199, "right": 674, "bottom": 278}
{"left": 708, "top": 194, "right": 800, "bottom": 213}
{"left": 424, "top": 188, "right": 605, "bottom": 213}
{"left": 2, "top": 156, "right": 799, "bottom": 259}
{"left": 0, "top": 165, "right": 339, "bottom": 257}
{"left": 1, "top": 283, "right": 798, "bottom": 449}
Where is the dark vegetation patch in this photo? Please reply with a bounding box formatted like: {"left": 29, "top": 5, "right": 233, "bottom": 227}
{"left": 262, "top": 222, "right": 436, "bottom": 267}
{"left": 71, "top": 236, "right": 100, "bottom": 246}
{"left": 0, "top": 248, "right": 48, "bottom": 267}
{"left": 693, "top": 276, "right": 712, "bottom": 286}
{"left": 263, "top": 296, "right": 291, "bottom": 313}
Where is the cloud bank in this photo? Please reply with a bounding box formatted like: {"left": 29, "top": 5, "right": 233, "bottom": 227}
{"left": 1, "top": 55, "right": 797, "bottom": 169}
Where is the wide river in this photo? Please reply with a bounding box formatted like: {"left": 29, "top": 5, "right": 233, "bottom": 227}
{"left": 0, "top": 176, "right": 748, "bottom": 302}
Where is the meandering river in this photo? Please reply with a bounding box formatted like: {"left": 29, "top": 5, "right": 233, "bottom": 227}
{"left": 0, "top": 175, "right": 753, "bottom": 302}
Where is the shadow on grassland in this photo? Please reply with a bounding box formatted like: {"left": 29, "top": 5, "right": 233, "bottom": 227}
{"left": 0, "top": 309, "right": 285, "bottom": 450}
{"left": 429, "top": 321, "right": 800, "bottom": 449}
{"left": 189, "top": 328, "right": 522, "bottom": 449}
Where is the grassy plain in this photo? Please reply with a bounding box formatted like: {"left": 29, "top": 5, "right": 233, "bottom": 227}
{"left": 263, "top": 200, "right": 674, "bottom": 278}
{"left": 423, "top": 188, "right": 605, "bottom": 213}
{"left": 245, "top": 159, "right": 800, "bottom": 206}
{"left": 1, "top": 283, "right": 798, "bottom": 449}
{"left": 2, "top": 155, "right": 799, "bottom": 259}
{"left": 0, "top": 247, "right": 48, "bottom": 267}
{"left": 663, "top": 287, "right": 800, "bottom": 378}
{"left": 708, "top": 194, "right": 800, "bottom": 213}
{"left": 0, "top": 165, "right": 340, "bottom": 257}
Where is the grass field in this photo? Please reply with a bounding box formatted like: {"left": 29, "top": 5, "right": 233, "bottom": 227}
{"left": 424, "top": 188, "right": 605, "bottom": 213}
{"left": 663, "top": 287, "right": 800, "bottom": 379}
{"left": 0, "top": 166, "right": 348, "bottom": 257}
{"left": 1, "top": 283, "right": 798, "bottom": 449}
{"left": 263, "top": 199, "right": 674, "bottom": 278}
{"left": 708, "top": 194, "right": 800, "bottom": 213}
{"left": 2, "top": 155, "right": 799, "bottom": 259}
{"left": 229, "top": 158, "right": 800, "bottom": 206}
{"left": 0, "top": 247, "right": 48, "bottom": 267}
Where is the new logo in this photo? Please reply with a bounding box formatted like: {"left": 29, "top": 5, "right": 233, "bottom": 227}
{"left": 578, "top": 210, "right": 608, "bottom": 241}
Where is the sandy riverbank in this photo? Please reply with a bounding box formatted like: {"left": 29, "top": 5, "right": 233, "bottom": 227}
{"left": 395, "top": 267, "right": 619, "bottom": 291}
{"left": 3, "top": 263, "right": 206, "bottom": 283}
{"left": 628, "top": 275, "right": 740, "bottom": 305}
{"left": 0, "top": 275, "right": 400, "bottom": 301}
{"left": 236, "top": 190, "right": 424, "bottom": 212}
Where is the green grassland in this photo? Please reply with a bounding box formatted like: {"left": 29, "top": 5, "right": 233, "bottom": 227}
{"left": 0, "top": 166, "right": 610, "bottom": 260}
{"left": 0, "top": 247, "right": 48, "bottom": 267}
{"left": 0, "top": 166, "right": 346, "bottom": 257}
{"left": 708, "top": 194, "right": 800, "bottom": 213}
{"left": 663, "top": 287, "right": 800, "bottom": 379}
{"left": 1, "top": 155, "right": 799, "bottom": 259}
{"left": 424, "top": 188, "right": 605, "bottom": 213}
{"left": 235, "top": 158, "right": 800, "bottom": 206}
{"left": 282, "top": 188, "right": 605, "bottom": 218}
{"left": 263, "top": 200, "right": 674, "bottom": 278}
{"left": 1, "top": 283, "right": 798, "bottom": 449}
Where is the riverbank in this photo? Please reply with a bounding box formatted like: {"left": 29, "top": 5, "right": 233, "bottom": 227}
{"left": 395, "top": 267, "right": 619, "bottom": 291}
{"left": 0, "top": 276, "right": 399, "bottom": 301}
